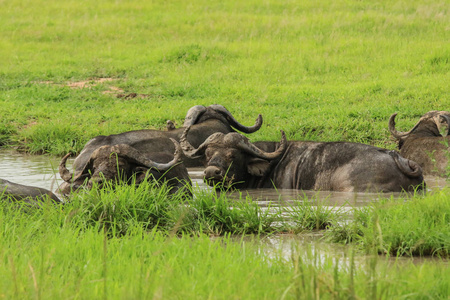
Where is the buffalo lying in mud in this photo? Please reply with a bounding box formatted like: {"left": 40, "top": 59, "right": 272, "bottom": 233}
{"left": 57, "top": 140, "right": 191, "bottom": 196}
{"left": 1, "top": 178, "right": 62, "bottom": 203}
{"left": 181, "top": 127, "right": 425, "bottom": 192}
{"left": 389, "top": 111, "right": 450, "bottom": 176}
{"left": 72, "top": 104, "right": 262, "bottom": 172}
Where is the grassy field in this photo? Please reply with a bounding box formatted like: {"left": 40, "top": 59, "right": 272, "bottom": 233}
{"left": 0, "top": 0, "right": 448, "bottom": 154}
{"left": 1, "top": 221, "right": 448, "bottom": 299}
{"left": 0, "top": 184, "right": 449, "bottom": 299}
{"left": 0, "top": 0, "right": 449, "bottom": 298}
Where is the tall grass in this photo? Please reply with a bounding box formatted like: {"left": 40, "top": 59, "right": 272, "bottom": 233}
{"left": 1, "top": 182, "right": 449, "bottom": 298}
{"left": 326, "top": 188, "right": 450, "bottom": 258}
{"left": 45, "top": 181, "right": 339, "bottom": 236}
{"left": 4, "top": 181, "right": 447, "bottom": 258}
{"left": 1, "top": 202, "right": 449, "bottom": 299}
{"left": 287, "top": 197, "right": 343, "bottom": 232}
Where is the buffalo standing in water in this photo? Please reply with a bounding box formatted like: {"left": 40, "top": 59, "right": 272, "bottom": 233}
{"left": 58, "top": 140, "right": 191, "bottom": 196}
{"left": 389, "top": 110, "right": 450, "bottom": 176}
{"left": 181, "top": 127, "right": 425, "bottom": 192}
{"left": 72, "top": 104, "right": 262, "bottom": 172}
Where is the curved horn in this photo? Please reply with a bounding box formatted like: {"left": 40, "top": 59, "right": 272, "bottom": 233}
{"left": 68, "top": 146, "right": 115, "bottom": 183}
{"left": 209, "top": 104, "right": 263, "bottom": 133}
{"left": 388, "top": 113, "right": 421, "bottom": 139}
{"left": 71, "top": 154, "right": 96, "bottom": 183}
{"left": 110, "top": 140, "right": 182, "bottom": 171}
{"left": 389, "top": 151, "right": 422, "bottom": 178}
{"left": 59, "top": 153, "right": 73, "bottom": 182}
{"left": 180, "top": 126, "right": 224, "bottom": 158}
{"left": 183, "top": 105, "right": 207, "bottom": 127}
{"left": 235, "top": 130, "right": 287, "bottom": 160}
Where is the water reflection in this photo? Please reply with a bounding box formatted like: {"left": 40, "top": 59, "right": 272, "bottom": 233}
{"left": 0, "top": 150, "right": 63, "bottom": 191}
{"left": 232, "top": 234, "right": 449, "bottom": 266}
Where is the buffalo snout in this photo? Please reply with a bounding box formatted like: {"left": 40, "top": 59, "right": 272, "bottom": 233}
{"left": 204, "top": 166, "right": 224, "bottom": 183}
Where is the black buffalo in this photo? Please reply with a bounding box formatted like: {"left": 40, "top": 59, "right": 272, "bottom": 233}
{"left": 58, "top": 140, "right": 191, "bottom": 196}
{"left": 1, "top": 178, "right": 62, "bottom": 203}
{"left": 181, "top": 127, "right": 425, "bottom": 192}
{"left": 389, "top": 111, "right": 450, "bottom": 176}
{"left": 71, "top": 104, "right": 262, "bottom": 173}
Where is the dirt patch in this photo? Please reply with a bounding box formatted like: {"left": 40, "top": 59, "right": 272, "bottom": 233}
{"left": 34, "top": 78, "right": 115, "bottom": 89}
{"left": 34, "top": 78, "right": 151, "bottom": 99}
{"left": 66, "top": 78, "right": 115, "bottom": 88}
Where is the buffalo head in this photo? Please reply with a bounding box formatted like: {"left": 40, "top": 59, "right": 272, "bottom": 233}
{"left": 183, "top": 104, "right": 263, "bottom": 134}
{"left": 389, "top": 111, "right": 450, "bottom": 176}
{"left": 58, "top": 139, "right": 189, "bottom": 194}
{"left": 181, "top": 126, "right": 287, "bottom": 188}
{"left": 389, "top": 111, "right": 450, "bottom": 147}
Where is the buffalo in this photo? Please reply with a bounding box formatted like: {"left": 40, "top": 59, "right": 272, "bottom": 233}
{"left": 180, "top": 127, "right": 425, "bottom": 192}
{"left": 71, "top": 104, "right": 263, "bottom": 173}
{"left": 389, "top": 111, "right": 450, "bottom": 176}
{"left": 57, "top": 139, "right": 191, "bottom": 196}
{"left": 1, "top": 178, "right": 62, "bottom": 203}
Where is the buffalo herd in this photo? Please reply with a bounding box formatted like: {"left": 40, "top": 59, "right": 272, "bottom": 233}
{"left": 1, "top": 105, "right": 449, "bottom": 203}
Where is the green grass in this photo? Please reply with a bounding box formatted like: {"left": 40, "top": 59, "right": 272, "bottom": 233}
{"left": 16, "top": 181, "right": 338, "bottom": 237}
{"left": 0, "top": 0, "right": 449, "bottom": 298}
{"left": 1, "top": 191, "right": 449, "bottom": 299}
{"left": 326, "top": 188, "right": 450, "bottom": 257}
{"left": 0, "top": 0, "right": 448, "bottom": 154}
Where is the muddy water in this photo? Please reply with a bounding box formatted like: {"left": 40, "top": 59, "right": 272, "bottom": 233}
{"left": 234, "top": 234, "right": 449, "bottom": 267}
{"left": 188, "top": 168, "right": 448, "bottom": 208}
{"left": 0, "top": 151, "right": 448, "bottom": 202}
{"left": 0, "top": 150, "right": 64, "bottom": 191}
{"left": 1, "top": 150, "right": 448, "bottom": 264}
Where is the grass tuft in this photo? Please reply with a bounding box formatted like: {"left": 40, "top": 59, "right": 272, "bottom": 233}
{"left": 326, "top": 189, "right": 450, "bottom": 258}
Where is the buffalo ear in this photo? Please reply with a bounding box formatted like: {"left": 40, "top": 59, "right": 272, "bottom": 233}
{"left": 247, "top": 158, "right": 270, "bottom": 177}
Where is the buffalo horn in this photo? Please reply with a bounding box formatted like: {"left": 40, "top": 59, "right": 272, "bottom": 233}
{"left": 210, "top": 104, "right": 263, "bottom": 133}
{"left": 59, "top": 153, "right": 74, "bottom": 182}
{"left": 388, "top": 113, "right": 421, "bottom": 139}
{"left": 180, "top": 126, "right": 224, "bottom": 158}
{"left": 110, "top": 140, "right": 182, "bottom": 171}
{"left": 389, "top": 151, "right": 422, "bottom": 177}
{"left": 235, "top": 130, "right": 287, "bottom": 160}
{"left": 183, "top": 105, "right": 207, "bottom": 127}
